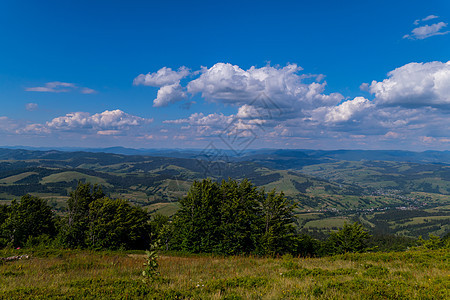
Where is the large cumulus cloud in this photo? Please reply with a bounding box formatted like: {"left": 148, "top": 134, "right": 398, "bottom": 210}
{"left": 152, "top": 82, "right": 187, "bottom": 107}
{"left": 134, "top": 67, "right": 190, "bottom": 107}
{"left": 187, "top": 63, "right": 343, "bottom": 117}
{"left": 370, "top": 61, "right": 450, "bottom": 108}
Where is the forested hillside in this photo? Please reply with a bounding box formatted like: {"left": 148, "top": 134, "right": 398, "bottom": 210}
{"left": 0, "top": 148, "right": 448, "bottom": 238}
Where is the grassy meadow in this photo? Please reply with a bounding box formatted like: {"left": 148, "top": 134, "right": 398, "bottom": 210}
{"left": 1, "top": 248, "right": 448, "bottom": 299}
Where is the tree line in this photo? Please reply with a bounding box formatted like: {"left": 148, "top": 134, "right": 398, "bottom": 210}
{"left": 0, "top": 182, "right": 150, "bottom": 250}
{"left": 0, "top": 180, "right": 448, "bottom": 255}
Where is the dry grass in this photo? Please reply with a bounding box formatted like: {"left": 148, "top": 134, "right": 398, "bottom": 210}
{"left": 0, "top": 248, "right": 448, "bottom": 299}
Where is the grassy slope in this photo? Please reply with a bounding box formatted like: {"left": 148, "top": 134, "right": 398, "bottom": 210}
{"left": 0, "top": 249, "right": 448, "bottom": 299}
{"left": 40, "top": 171, "right": 111, "bottom": 187}
{"left": 0, "top": 172, "right": 37, "bottom": 184}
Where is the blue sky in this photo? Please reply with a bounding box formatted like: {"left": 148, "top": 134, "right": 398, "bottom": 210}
{"left": 1, "top": 0, "right": 449, "bottom": 150}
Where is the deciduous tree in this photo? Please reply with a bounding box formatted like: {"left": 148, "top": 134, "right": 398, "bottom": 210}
{"left": 2, "top": 194, "right": 56, "bottom": 247}
{"left": 86, "top": 198, "right": 150, "bottom": 249}
{"left": 60, "top": 181, "right": 105, "bottom": 247}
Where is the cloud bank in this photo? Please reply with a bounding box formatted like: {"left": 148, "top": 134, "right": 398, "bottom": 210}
{"left": 142, "top": 61, "right": 450, "bottom": 149}
{"left": 17, "top": 110, "right": 153, "bottom": 137}
{"left": 7, "top": 60, "right": 450, "bottom": 150}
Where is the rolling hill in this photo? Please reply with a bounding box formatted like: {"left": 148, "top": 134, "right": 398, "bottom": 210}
{"left": 0, "top": 148, "right": 448, "bottom": 237}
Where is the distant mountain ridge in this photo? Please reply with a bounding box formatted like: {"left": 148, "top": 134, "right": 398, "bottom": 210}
{"left": 238, "top": 149, "right": 450, "bottom": 168}
{"left": 2, "top": 147, "right": 450, "bottom": 165}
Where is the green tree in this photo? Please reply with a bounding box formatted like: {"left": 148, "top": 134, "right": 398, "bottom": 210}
{"left": 60, "top": 181, "right": 105, "bottom": 248}
{"left": 172, "top": 178, "right": 297, "bottom": 255}
{"left": 86, "top": 198, "right": 150, "bottom": 249}
{"left": 325, "top": 222, "right": 371, "bottom": 254}
{"left": 150, "top": 213, "right": 173, "bottom": 250}
{"left": 2, "top": 194, "right": 56, "bottom": 247}
{"left": 0, "top": 204, "right": 9, "bottom": 225}
{"left": 259, "top": 189, "right": 297, "bottom": 255}
{"left": 172, "top": 179, "right": 222, "bottom": 253}
{"left": 217, "top": 179, "right": 261, "bottom": 254}
{"left": 292, "top": 233, "right": 320, "bottom": 257}
{"left": 442, "top": 232, "right": 450, "bottom": 249}
{"left": 0, "top": 204, "right": 11, "bottom": 247}
{"left": 418, "top": 234, "right": 449, "bottom": 250}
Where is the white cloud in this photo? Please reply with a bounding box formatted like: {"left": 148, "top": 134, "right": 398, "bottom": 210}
{"left": 25, "top": 103, "right": 38, "bottom": 111}
{"left": 46, "top": 109, "right": 153, "bottom": 131}
{"left": 25, "top": 81, "right": 97, "bottom": 94}
{"left": 370, "top": 61, "right": 450, "bottom": 107}
{"left": 26, "top": 81, "right": 75, "bottom": 92}
{"left": 153, "top": 82, "right": 187, "bottom": 107}
{"left": 359, "top": 82, "right": 369, "bottom": 91}
{"left": 164, "top": 112, "right": 233, "bottom": 127}
{"left": 164, "top": 112, "right": 237, "bottom": 137}
{"left": 13, "top": 109, "right": 153, "bottom": 140}
{"left": 414, "top": 15, "right": 439, "bottom": 25}
{"left": 187, "top": 63, "right": 269, "bottom": 102}
{"left": 81, "top": 88, "right": 97, "bottom": 94}
{"left": 133, "top": 66, "right": 190, "bottom": 87}
{"left": 97, "top": 130, "right": 122, "bottom": 135}
{"left": 384, "top": 131, "right": 401, "bottom": 139}
{"left": 0, "top": 116, "right": 18, "bottom": 133}
{"left": 186, "top": 63, "right": 343, "bottom": 121}
{"left": 324, "top": 97, "right": 373, "bottom": 123}
{"left": 187, "top": 63, "right": 343, "bottom": 110}
{"left": 236, "top": 104, "right": 261, "bottom": 119}
{"left": 404, "top": 21, "right": 449, "bottom": 40}
{"left": 128, "top": 60, "right": 450, "bottom": 149}
{"left": 20, "top": 123, "right": 50, "bottom": 134}
{"left": 421, "top": 136, "right": 436, "bottom": 143}
{"left": 422, "top": 15, "right": 439, "bottom": 22}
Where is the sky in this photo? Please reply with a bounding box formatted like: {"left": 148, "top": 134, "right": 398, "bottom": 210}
{"left": 0, "top": 0, "right": 449, "bottom": 151}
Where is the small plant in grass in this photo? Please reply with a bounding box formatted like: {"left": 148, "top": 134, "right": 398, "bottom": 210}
{"left": 142, "top": 242, "right": 159, "bottom": 281}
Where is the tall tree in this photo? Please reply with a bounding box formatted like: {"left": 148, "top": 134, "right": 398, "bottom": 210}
{"left": 2, "top": 194, "right": 56, "bottom": 247}
{"left": 86, "top": 198, "right": 150, "bottom": 249}
{"left": 150, "top": 213, "right": 173, "bottom": 250}
{"left": 259, "top": 189, "right": 297, "bottom": 255}
{"left": 172, "top": 179, "right": 222, "bottom": 253}
{"left": 218, "top": 179, "right": 260, "bottom": 254}
{"left": 60, "top": 181, "right": 105, "bottom": 248}
{"left": 0, "top": 204, "right": 9, "bottom": 247}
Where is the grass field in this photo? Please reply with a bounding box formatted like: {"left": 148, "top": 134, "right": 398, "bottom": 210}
{"left": 0, "top": 248, "right": 448, "bottom": 299}
{"left": 40, "top": 171, "right": 111, "bottom": 187}
{"left": 302, "top": 217, "right": 350, "bottom": 230}
{"left": 144, "top": 202, "right": 180, "bottom": 216}
{"left": 0, "top": 172, "right": 37, "bottom": 184}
